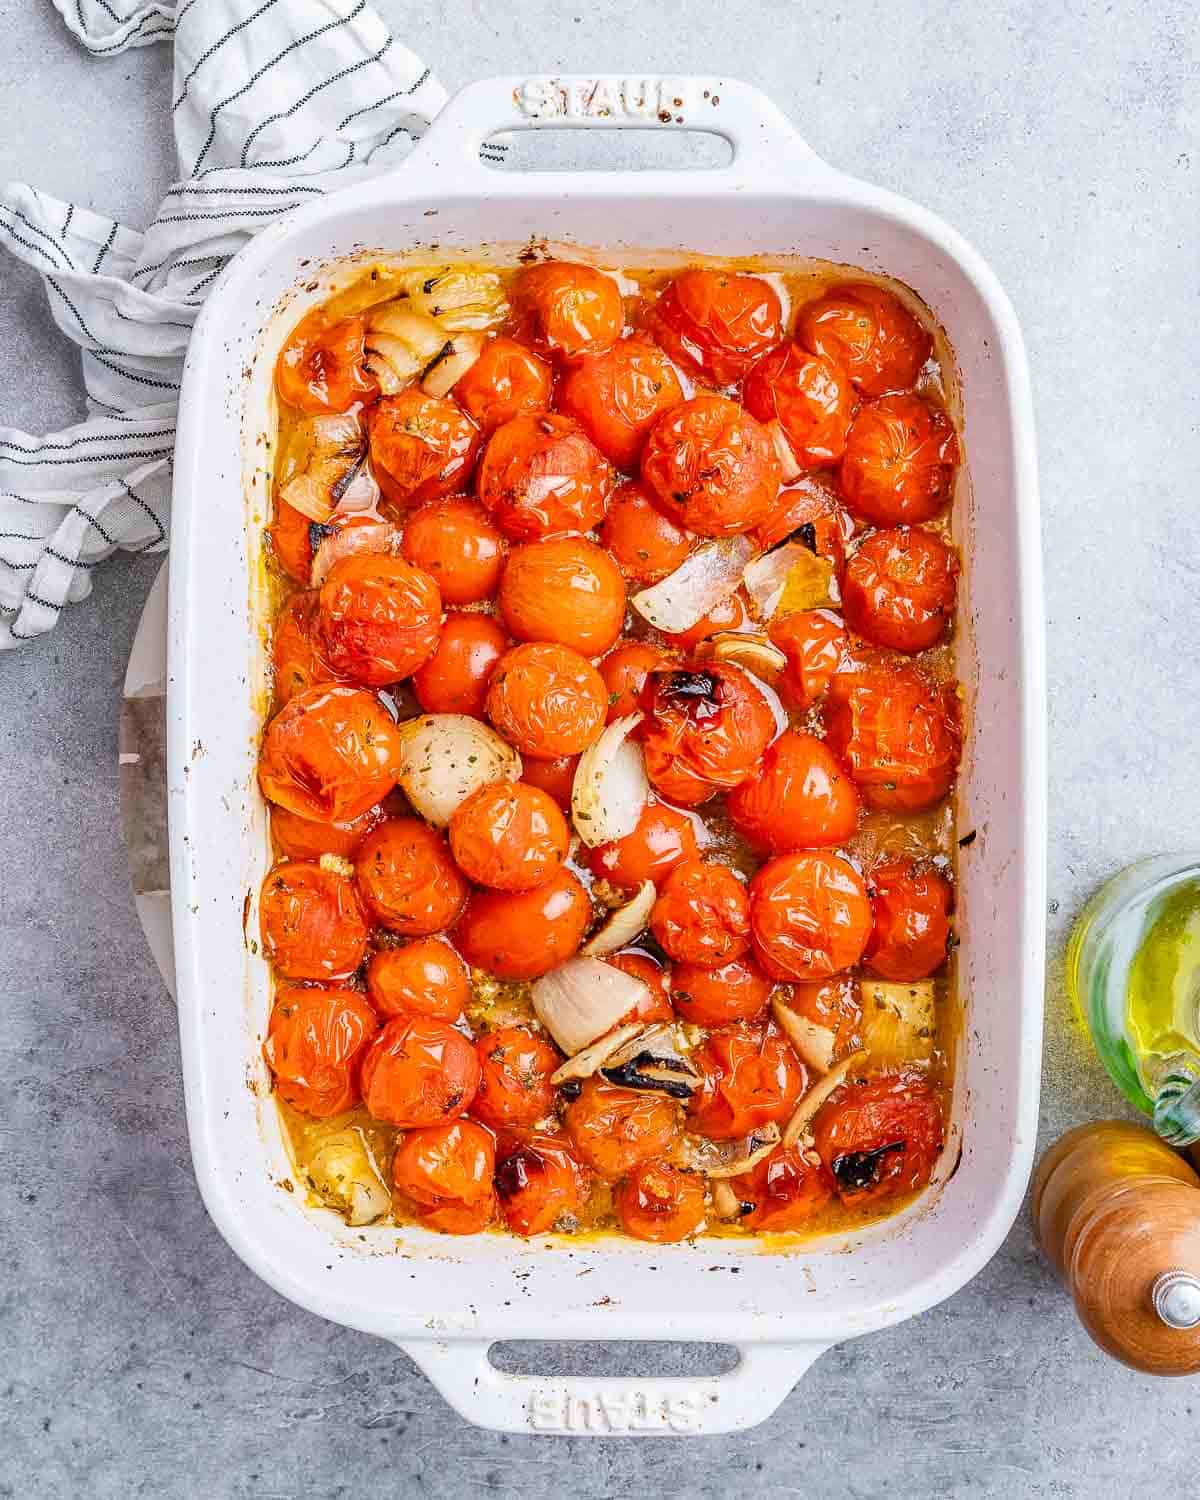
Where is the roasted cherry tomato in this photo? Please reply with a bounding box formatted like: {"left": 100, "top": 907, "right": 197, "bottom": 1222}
{"left": 499, "top": 536, "right": 626, "bottom": 656}
{"left": 271, "top": 801, "right": 383, "bottom": 862}
{"left": 777, "top": 975, "right": 863, "bottom": 1066}
{"left": 477, "top": 412, "right": 615, "bottom": 541}
{"left": 824, "top": 664, "right": 961, "bottom": 811}
{"left": 598, "top": 482, "right": 692, "bottom": 585}
{"left": 742, "top": 344, "right": 856, "bottom": 470}
{"left": 275, "top": 309, "right": 378, "bottom": 414}
{"left": 259, "top": 859, "right": 369, "bottom": 980}
{"left": 368, "top": 389, "right": 481, "bottom": 508}
{"left": 748, "top": 851, "right": 873, "bottom": 982}
{"left": 796, "top": 283, "right": 932, "bottom": 398}
{"left": 664, "top": 590, "right": 752, "bottom": 653}
{"left": 495, "top": 1134, "right": 585, "bottom": 1236}
{"left": 842, "top": 527, "right": 958, "bottom": 653}
{"left": 589, "top": 797, "right": 702, "bottom": 891}
{"left": 599, "top": 642, "right": 669, "bottom": 723}
{"left": 687, "top": 1022, "right": 806, "bottom": 1140}
{"left": 415, "top": 1193, "right": 496, "bottom": 1234}
{"left": 558, "top": 336, "right": 685, "bottom": 468}
{"left": 485, "top": 641, "right": 608, "bottom": 759}
{"left": 606, "top": 951, "right": 675, "bottom": 1024}
{"left": 454, "top": 334, "right": 553, "bottom": 432}
{"left": 263, "top": 985, "right": 379, "bottom": 1117}
{"left": 519, "top": 753, "right": 579, "bottom": 810}
{"left": 513, "top": 261, "right": 623, "bottom": 357}
{"left": 454, "top": 868, "right": 591, "bottom": 980}
{"left": 615, "top": 1159, "right": 706, "bottom": 1243}
{"left": 731, "top": 1145, "right": 834, "bottom": 1231}
{"left": 411, "top": 611, "right": 507, "bottom": 717}
{"left": 650, "top": 858, "right": 750, "bottom": 967}
{"left": 258, "top": 684, "right": 403, "bottom": 824}
{"left": 564, "top": 1077, "right": 680, "bottom": 1178}
{"left": 726, "top": 729, "right": 860, "bottom": 853}
{"left": 366, "top": 937, "right": 471, "bottom": 1020}
{"left": 641, "top": 395, "right": 780, "bottom": 537}
{"left": 392, "top": 1119, "right": 495, "bottom": 1206}
{"left": 640, "top": 664, "right": 777, "bottom": 806}
{"left": 839, "top": 394, "right": 959, "bottom": 526}
{"left": 355, "top": 817, "right": 469, "bottom": 935}
{"left": 360, "top": 1015, "right": 481, "bottom": 1127}
{"left": 863, "top": 860, "right": 953, "bottom": 981}
{"left": 400, "top": 497, "right": 503, "bottom": 604}
{"left": 650, "top": 269, "right": 782, "bottom": 384}
{"left": 272, "top": 590, "right": 343, "bottom": 703}
{"left": 812, "top": 1070, "right": 943, "bottom": 1204}
{"left": 449, "top": 780, "right": 569, "bottom": 892}
{"left": 754, "top": 474, "right": 856, "bottom": 561}
{"left": 317, "top": 555, "right": 442, "bottom": 686}
{"left": 472, "top": 1025, "right": 562, "bottom": 1129}
{"left": 768, "top": 609, "right": 847, "bottom": 708}
{"left": 268, "top": 501, "right": 323, "bottom": 584}
{"left": 670, "top": 956, "right": 772, "bottom": 1026}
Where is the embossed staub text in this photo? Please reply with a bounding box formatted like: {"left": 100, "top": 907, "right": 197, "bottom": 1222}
{"left": 515, "top": 77, "right": 701, "bottom": 123}
{"left": 528, "top": 1386, "right": 701, "bottom": 1434}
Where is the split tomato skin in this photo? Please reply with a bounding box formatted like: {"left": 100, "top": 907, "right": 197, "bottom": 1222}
{"left": 663, "top": 589, "right": 751, "bottom": 653}
{"left": 454, "top": 334, "right": 553, "bottom": 432}
{"left": 742, "top": 343, "right": 856, "bottom": 470}
{"left": 687, "top": 1021, "right": 807, "bottom": 1140}
{"left": 355, "top": 817, "right": 469, "bottom": 936}
{"left": 839, "top": 394, "right": 959, "bottom": 527}
{"left": 639, "top": 663, "right": 778, "bottom": 806}
{"left": 477, "top": 412, "right": 615, "bottom": 541}
{"left": 258, "top": 684, "right": 404, "bottom": 825}
{"left": 448, "top": 779, "right": 570, "bottom": 892}
{"left": 588, "top": 796, "right": 702, "bottom": 890}
{"left": 513, "top": 260, "right": 624, "bottom": 358}
{"left": 749, "top": 851, "right": 874, "bottom": 982}
{"left": 842, "top": 526, "right": 958, "bottom": 654}
{"left": 472, "top": 1025, "right": 562, "bottom": 1129}
{"left": 392, "top": 1119, "right": 496, "bottom": 1206}
{"left": 368, "top": 388, "right": 482, "bottom": 507}
{"left": 360, "top": 1015, "right": 482, "bottom": 1127}
{"left": 499, "top": 536, "right": 627, "bottom": 657}
{"left": 754, "top": 474, "right": 855, "bottom": 560}
{"left": 268, "top": 500, "right": 320, "bottom": 584}
{"left": 824, "top": 664, "right": 961, "bottom": 812}
{"left": 650, "top": 269, "right": 783, "bottom": 384}
{"left": 641, "top": 394, "right": 780, "bottom": 537}
{"left": 564, "top": 1077, "right": 681, "bottom": 1179}
{"left": 731, "top": 1145, "right": 834, "bottom": 1231}
{"left": 615, "top": 1160, "right": 706, "bottom": 1243}
{"left": 263, "top": 985, "right": 380, "bottom": 1117}
{"left": 495, "top": 1134, "right": 585, "bottom": 1236}
{"left": 485, "top": 641, "right": 609, "bottom": 760}
{"left": 650, "top": 858, "right": 751, "bottom": 967}
{"left": 275, "top": 309, "right": 378, "bottom": 414}
{"left": 812, "top": 1070, "right": 944, "bottom": 1204}
{"left": 411, "top": 610, "right": 507, "bottom": 718}
{"left": 669, "top": 956, "right": 773, "bottom": 1026}
{"left": 366, "top": 937, "right": 471, "bottom": 1021}
{"left": 454, "top": 867, "right": 592, "bottom": 980}
{"left": 796, "top": 283, "right": 931, "bottom": 398}
{"left": 768, "top": 609, "right": 847, "bottom": 709}
{"left": 726, "top": 729, "right": 860, "bottom": 853}
{"left": 599, "top": 482, "right": 692, "bottom": 585}
{"left": 863, "top": 860, "right": 953, "bottom": 980}
{"left": 317, "top": 554, "right": 442, "bottom": 686}
{"left": 259, "top": 859, "right": 369, "bottom": 980}
{"left": 558, "top": 336, "right": 685, "bottom": 469}
{"left": 400, "top": 498, "right": 504, "bottom": 605}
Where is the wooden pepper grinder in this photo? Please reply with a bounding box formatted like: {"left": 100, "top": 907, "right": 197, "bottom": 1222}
{"left": 1033, "top": 1120, "right": 1200, "bottom": 1374}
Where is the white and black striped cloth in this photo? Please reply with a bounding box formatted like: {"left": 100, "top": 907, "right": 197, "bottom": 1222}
{"left": 0, "top": 0, "right": 451, "bottom": 647}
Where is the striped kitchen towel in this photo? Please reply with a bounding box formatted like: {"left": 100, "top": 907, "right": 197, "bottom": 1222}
{"left": 0, "top": 0, "right": 450, "bottom": 647}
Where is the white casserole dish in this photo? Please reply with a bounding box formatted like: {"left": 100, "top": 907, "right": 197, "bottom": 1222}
{"left": 167, "top": 75, "right": 1045, "bottom": 1436}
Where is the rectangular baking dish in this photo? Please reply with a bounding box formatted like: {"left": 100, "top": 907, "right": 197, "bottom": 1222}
{"left": 167, "top": 75, "right": 1045, "bottom": 1436}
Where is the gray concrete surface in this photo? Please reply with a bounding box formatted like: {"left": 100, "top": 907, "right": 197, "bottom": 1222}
{"left": 2, "top": 1, "right": 1199, "bottom": 1495}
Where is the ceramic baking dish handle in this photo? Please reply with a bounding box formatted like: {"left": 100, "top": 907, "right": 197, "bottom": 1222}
{"left": 405, "top": 74, "right": 831, "bottom": 185}
{"left": 398, "top": 1338, "right": 829, "bottom": 1435}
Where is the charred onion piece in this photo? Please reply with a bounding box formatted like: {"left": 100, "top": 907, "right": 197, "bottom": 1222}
{"left": 580, "top": 880, "right": 657, "bottom": 957}
{"left": 598, "top": 1023, "right": 700, "bottom": 1099}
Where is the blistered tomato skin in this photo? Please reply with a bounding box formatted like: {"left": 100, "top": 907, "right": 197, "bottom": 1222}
{"left": 454, "top": 868, "right": 591, "bottom": 980}
{"left": 477, "top": 412, "right": 615, "bottom": 541}
{"left": 259, "top": 860, "right": 369, "bottom": 980}
{"left": 360, "top": 1015, "right": 481, "bottom": 1127}
{"left": 496, "top": 1135, "right": 585, "bottom": 1236}
{"left": 641, "top": 395, "right": 781, "bottom": 538}
{"left": 263, "top": 985, "right": 380, "bottom": 1117}
{"left": 731, "top": 1145, "right": 834, "bottom": 1231}
{"left": 599, "top": 482, "right": 692, "bottom": 585}
{"left": 417, "top": 1194, "right": 496, "bottom": 1234}
{"left": 411, "top": 611, "right": 507, "bottom": 717}
{"left": 275, "top": 310, "right": 378, "bottom": 414}
{"left": 749, "top": 851, "right": 874, "bottom": 982}
{"left": 588, "top": 796, "right": 702, "bottom": 890}
{"left": 824, "top": 665, "right": 961, "bottom": 812}
{"left": 864, "top": 860, "right": 953, "bottom": 980}
{"left": 272, "top": 591, "right": 344, "bottom": 703}
{"left": 768, "top": 609, "right": 847, "bottom": 708}
{"left": 368, "top": 389, "right": 482, "bottom": 507}
{"left": 449, "top": 780, "right": 569, "bottom": 892}
{"left": 514, "top": 261, "right": 624, "bottom": 357}
{"left": 564, "top": 1077, "right": 680, "bottom": 1178}
{"left": 670, "top": 956, "right": 773, "bottom": 1026}
{"left": 726, "top": 729, "right": 860, "bottom": 853}
{"left": 743, "top": 343, "right": 857, "bottom": 469}
{"left": 499, "top": 537, "right": 627, "bottom": 657}
{"left": 392, "top": 1119, "right": 496, "bottom": 1206}
{"left": 317, "top": 554, "right": 442, "bottom": 686}
{"left": 842, "top": 527, "right": 959, "bottom": 654}
{"left": 797, "top": 283, "right": 932, "bottom": 398}
{"left": 650, "top": 269, "right": 783, "bottom": 385}
{"left": 472, "top": 1025, "right": 562, "bottom": 1129}
{"left": 485, "top": 641, "right": 608, "bottom": 759}
{"left": 754, "top": 474, "right": 856, "bottom": 561}
{"left": 258, "top": 684, "right": 404, "bottom": 825}
{"left": 271, "top": 802, "right": 383, "bottom": 862}
{"left": 664, "top": 590, "right": 751, "bottom": 653}
{"left": 650, "top": 859, "right": 750, "bottom": 967}
{"left": 813, "top": 1070, "right": 944, "bottom": 1204}
{"left": 639, "top": 664, "right": 778, "bottom": 806}
{"left": 400, "top": 498, "right": 504, "bottom": 604}
{"left": 454, "top": 335, "right": 553, "bottom": 432}
{"left": 839, "top": 395, "right": 959, "bottom": 527}
{"left": 366, "top": 937, "right": 472, "bottom": 1021}
{"left": 615, "top": 1160, "right": 706, "bottom": 1243}
{"left": 599, "top": 642, "right": 668, "bottom": 723}
{"left": 355, "top": 817, "right": 469, "bottom": 935}
{"left": 558, "top": 336, "right": 685, "bottom": 469}
{"left": 687, "top": 1022, "right": 807, "bottom": 1140}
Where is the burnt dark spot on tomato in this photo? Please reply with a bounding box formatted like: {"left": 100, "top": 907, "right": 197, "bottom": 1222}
{"left": 495, "top": 1150, "right": 537, "bottom": 1201}
{"left": 831, "top": 1139, "right": 905, "bottom": 1191}
{"left": 792, "top": 522, "right": 818, "bottom": 553}
{"left": 308, "top": 521, "right": 335, "bottom": 550}
{"left": 958, "top": 829, "right": 977, "bottom": 848}
{"left": 558, "top": 1078, "right": 583, "bottom": 1101}
{"left": 445, "top": 1089, "right": 464, "bottom": 1112}
{"left": 657, "top": 669, "right": 722, "bottom": 721}
{"left": 629, "top": 930, "right": 671, "bottom": 967}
